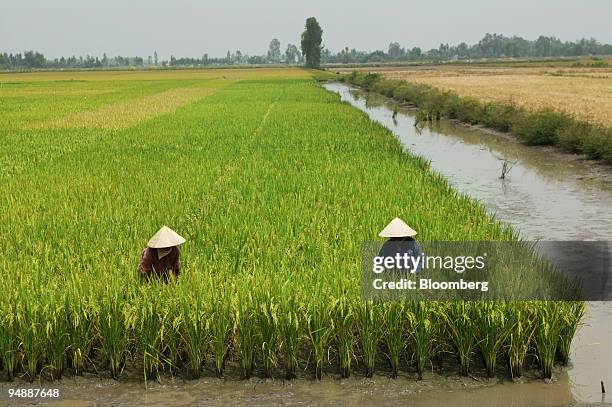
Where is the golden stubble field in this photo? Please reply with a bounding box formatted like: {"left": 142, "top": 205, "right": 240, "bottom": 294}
{"left": 336, "top": 65, "right": 612, "bottom": 127}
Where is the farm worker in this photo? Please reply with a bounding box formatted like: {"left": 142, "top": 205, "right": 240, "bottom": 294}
{"left": 139, "top": 225, "right": 186, "bottom": 282}
{"left": 378, "top": 217, "right": 422, "bottom": 274}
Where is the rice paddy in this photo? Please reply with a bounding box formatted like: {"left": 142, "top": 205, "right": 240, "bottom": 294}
{"left": 0, "top": 68, "right": 583, "bottom": 383}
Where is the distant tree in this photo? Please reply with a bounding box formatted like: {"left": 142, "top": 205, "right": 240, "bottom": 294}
{"left": 535, "top": 36, "right": 552, "bottom": 57}
{"left": 301, "top": 17, "right": 323, "bottom": 68}
{"left": 23, "top": 50, "right": 45, "bottom": 68}
{"left": 235, "top": 50, "right": 243, "bottom": 64}
{"left": 456, "top": 43, "right": 468, "bottom": 58}
{"left": 285, "top": 43, "right": 299, "bottom": 64}
{"left": 321, "top": 47, "right": 331, "bottom": 63}
{"left": 249, "top": 55, "right": 268, "bottom": 64}
{"left": 268, "top": 38, "right": 281, "bottom": 63}
{"left": 154, "top": 51, "right": 158, "bottom": 66}
{"left": 226, "top": 50, "right": 231, "bottom": 64}
{"left": 388, "top": 42, "right": 403, "bottom": 58}
{"left": 147, "top": 55, "right": 152, "bottom": 65}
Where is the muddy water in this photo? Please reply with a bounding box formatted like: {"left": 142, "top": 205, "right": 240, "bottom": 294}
{"left": 325, "top": 83, "right": 612, "bottom": 405}
{"left": 0, "top": 373, "right": 578, "bottom": 407}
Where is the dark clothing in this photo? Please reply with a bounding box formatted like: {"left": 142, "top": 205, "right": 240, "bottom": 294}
{"left": 138, "top": 246, "right": 181, "bottom": 281}
{"left": 378, "top": 237, "right": 422, "bottom": 274}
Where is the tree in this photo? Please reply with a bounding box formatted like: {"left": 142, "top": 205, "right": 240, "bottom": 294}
{"left": 23, "top": 50, "right": 45, "bottom": 68}
{"left": 154, "top": 51, "right": 158, "bottom": 66}
{"left": 285, "top": 43, "right": 299, "bottom": 64}
{"left": 300, "top": 17, "right": 323, "bottom": 68}
{"left": 388, "top": 42, "right": 402, "bottom": 58}
{"left": 268, "top": 38, "right": 281, "bottom": 63}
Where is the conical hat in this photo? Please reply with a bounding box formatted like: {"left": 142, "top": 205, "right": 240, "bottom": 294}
{"left": 147, "top": 226, "right": 186, "bottom": 248}
{"left": 379, "top": 217, "right": 417, "bottom": 238}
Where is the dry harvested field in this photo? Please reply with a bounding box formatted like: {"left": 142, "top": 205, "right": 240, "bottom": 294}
{"left": 335, "top": 65, "right": 612, "bottom": 127}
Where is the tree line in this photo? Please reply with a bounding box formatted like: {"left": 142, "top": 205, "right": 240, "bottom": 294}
{"left": 2, "top": 28, "right": 610, "bottom": 71}
{"left": 0, "top": 16, "right": 322, "bottom": 71}
{"left": 326, "top": 33, "right": 612, "bottom": 64}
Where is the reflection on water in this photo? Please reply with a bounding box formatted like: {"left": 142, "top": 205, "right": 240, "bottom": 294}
{"left": 325, "top": 83, "right": 612, "bottom": 405}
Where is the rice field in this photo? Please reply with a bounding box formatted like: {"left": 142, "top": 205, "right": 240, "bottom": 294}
{"left": 0, "top": 68, "right": 583, "bottom": 383}
{"left": 340, "top": 65, "right": 612, "bottom": 127}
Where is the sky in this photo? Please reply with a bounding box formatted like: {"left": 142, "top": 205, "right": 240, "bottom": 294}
{"left": 2, "top": 0, "right": 611, "bottom": 59}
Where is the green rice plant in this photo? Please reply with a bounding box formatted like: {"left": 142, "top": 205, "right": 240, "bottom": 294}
{"left": 136, "top": 291, "right": 163, "bottom": 385}
{"left": 66, "top": 301, "right": 95, "bottom": 375}
{"left": 18, "top": 301, "right": 46, "bottom": 382}
{"left": 381, "top": 302, "right": 405, "bottom": 378}
{"left": 256, "top": 290, "right": 279, "bottom": 378}
{"left": 278, "top": 286, "right": 302, "bottom": 379}
{"left": 233, "top": 284, "right": 257, "bottom": 379}
{"left": 557, "top": 301, "right": 585, "bottom": 366}
{"left": 474, "top": 302, "right": 507, "bottom": 378}
{"left": 306, "top": 291, "right": 333, "bottom": 380}
{"left": 506, "top": 302, "right": 535, "bottom": 378}
{"left": 332, "top": 295, "right": 354, "bottom": 378}
{"left": 46, "top": 300, "right": 69, "bottom": 380}
{"left": 0, "top": 305, "right": 19, "bottom": 381}
{"left": 407, "top": 301, "right": 438, "bottom": 380}
{"left": 180, "top": 289, "right": 208, "bottom": 379}
{"left": 355, "top": 300, "right": 380, "bottom": 378}
{"left": 535, "top": 302, "right": 562, "bottom": 379}
{"left": 159, "top": 297, "right": 182, "bottom": 375}
{"left": 97, "top": 281, "right": 133, "bottom": 380}
{"left": 208, "top": 282, "right": 233, "bottom": 378}
{"left": 444, "top": 302, "right": 476, "bottom": 376}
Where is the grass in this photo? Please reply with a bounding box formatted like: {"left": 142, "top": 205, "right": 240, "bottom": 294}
{"left": 0, "top": 68, "right": 584, "bottom": 382}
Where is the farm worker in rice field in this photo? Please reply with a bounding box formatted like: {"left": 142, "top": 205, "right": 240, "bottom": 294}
{"left": 378, "top": 217, "right": 422, "bottom": 274}
{"left": 139, "top": 225, "right": 186, "bottom": 282}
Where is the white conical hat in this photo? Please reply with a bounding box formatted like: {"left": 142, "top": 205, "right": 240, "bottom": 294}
{"left": 379, "top": 217, "right": 417, "bottom": 238}
{"left": 147, "top": 226, "right": 186, "bottom": 248}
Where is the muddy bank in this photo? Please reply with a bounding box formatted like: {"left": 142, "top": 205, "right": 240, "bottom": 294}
{"left": 0, "top": 369, "right": 588, "bottom": 407}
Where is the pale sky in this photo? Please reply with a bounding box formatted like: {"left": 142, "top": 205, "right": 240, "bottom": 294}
{"left": 2, "top": 0, "right": 611, "bottom": 59}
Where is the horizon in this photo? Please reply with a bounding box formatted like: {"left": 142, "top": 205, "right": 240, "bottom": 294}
{"left": 3, "top": 32, "right": 611, "bottom": 61}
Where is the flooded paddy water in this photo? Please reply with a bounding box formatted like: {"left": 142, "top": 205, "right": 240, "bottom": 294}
{"left": 0, "top": 373, "right": 577, "bottom": 407}
{"left": 1, "top": 82, "right": 610, "bottom": 406}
